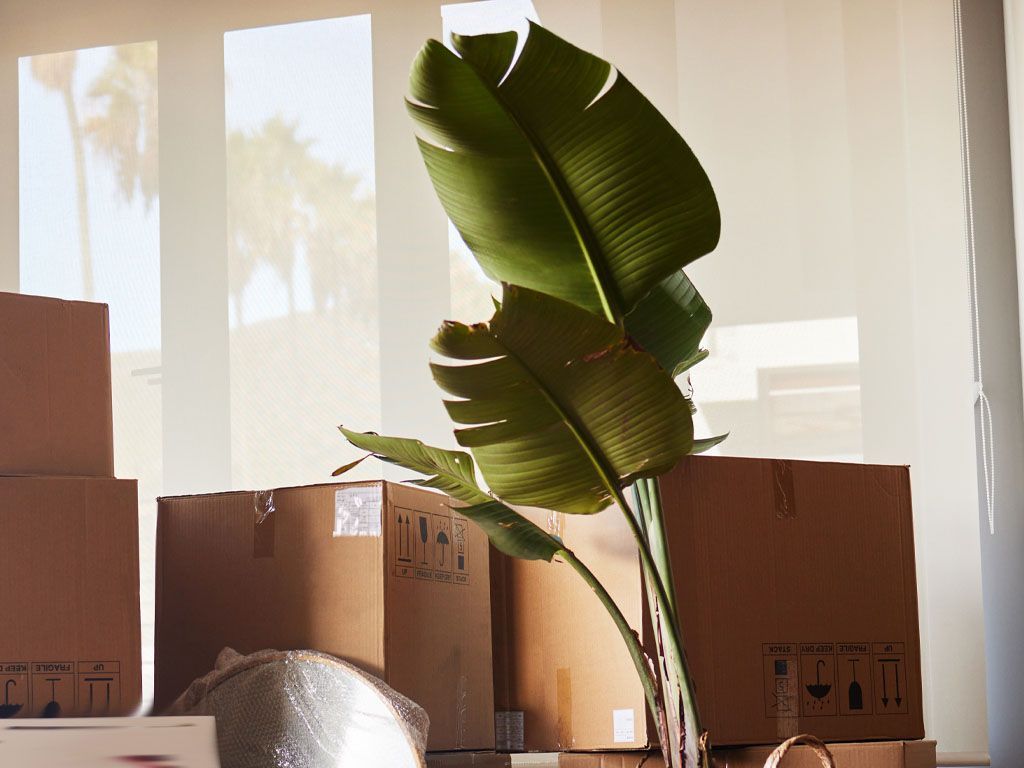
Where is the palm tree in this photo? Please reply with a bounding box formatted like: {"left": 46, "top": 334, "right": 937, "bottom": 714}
{"left": 227, "top": 115, "right": 376, "bottom": 327}
{"left": 227, "top": 117, "right": 312, "bottom": 323}
{"left": 32, "top": 51, "right": 94, "bottom": 298}
{"left": 84, "top": 43, "right": 158, "bottom": 210}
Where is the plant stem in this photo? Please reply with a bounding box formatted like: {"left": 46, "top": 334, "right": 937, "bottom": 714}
{"left": 638, "top": 477, "right": 706, "bottom": 767}
{"left": 557, "top": 547, "right": 664, "bottom": 742}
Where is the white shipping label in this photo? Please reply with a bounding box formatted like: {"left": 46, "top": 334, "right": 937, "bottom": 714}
{"left": 333, "top": 486, "right": 382, "bottom": 537}
{"left": 494, "top": 710, "right": 525, "bottom": 752}
{"left": 613, "top": 708, "right": 636, "bottom": 743}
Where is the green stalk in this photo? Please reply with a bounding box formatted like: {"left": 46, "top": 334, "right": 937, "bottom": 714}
{"left": 609, "top": 484, "right": 699, "bottom": 767}
{"left": 635, "top": 477, "right": 707, "bottom": 768}
{"left": 557, "top": 547, "right": 666, "bottom": 747}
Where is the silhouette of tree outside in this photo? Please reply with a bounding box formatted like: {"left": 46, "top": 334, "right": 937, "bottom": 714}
{"left": 84, "top": 43, "right": 159, "bottom": 210}
{"left": 226, "top": 116, "right": 377, "bottom": 327}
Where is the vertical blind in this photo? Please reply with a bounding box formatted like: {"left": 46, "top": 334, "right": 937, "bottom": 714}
{"left": 0, "top": 0, "right": 987, "bottom": 758}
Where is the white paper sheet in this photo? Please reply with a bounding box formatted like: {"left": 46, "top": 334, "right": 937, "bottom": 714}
{"left": 0, "top": 716, "right": 221, "bottom": 767}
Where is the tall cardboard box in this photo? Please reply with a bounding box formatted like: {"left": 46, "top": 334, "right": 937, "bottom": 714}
{"left": 492, "top": 456, "right": 924, "bottom": 750}
{"left": 155, "top": 481, "right": 494, "bottom": 751}
{"left": 0, "top": 476, "right": 142, "bottom": 717}
{"left": 0, "top": 292, "right": 115, "bottom": 477}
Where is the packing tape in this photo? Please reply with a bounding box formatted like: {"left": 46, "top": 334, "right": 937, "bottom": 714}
{"left": 546, "top": 510, "right": 565, "bottom": 541}
{"left": 253, "top": 490, "right": 276, "bottom": 558}
{"left": 772, "top": 460, "right": 797, "bottom": 520}
{"left": 556, "top": 667, "right": 573, "bottom": 750}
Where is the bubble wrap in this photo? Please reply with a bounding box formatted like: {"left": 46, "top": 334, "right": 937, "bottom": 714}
{"left": 167, "top": 648, "right": 429, "bottom": 768}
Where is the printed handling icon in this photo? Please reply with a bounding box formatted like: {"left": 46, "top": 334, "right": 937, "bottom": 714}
{"left": 0, "top": 679, "right": 21, "bottom": 718}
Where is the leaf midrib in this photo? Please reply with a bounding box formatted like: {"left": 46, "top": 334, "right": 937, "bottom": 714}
{"left": 483, "top": 324, "right": 627, "bottom": 512}
{"left": 454, "top": 39, "right": 624, "bottom": 325}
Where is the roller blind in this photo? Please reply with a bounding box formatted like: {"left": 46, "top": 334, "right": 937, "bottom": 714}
{"left": 0, "top": 0, "right": 987, "bottom": 758}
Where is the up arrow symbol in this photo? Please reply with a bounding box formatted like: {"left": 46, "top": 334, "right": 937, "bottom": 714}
{"left": 881, "top": 664, "right": 889, "bottom": 708}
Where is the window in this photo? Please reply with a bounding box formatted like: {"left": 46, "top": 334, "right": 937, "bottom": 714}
{"left": 224, "top": 16, "right": 380, "bottom": 488}
{"left": 4, "top": 2, "right": 988, "bottom": 758}
{"left": 19, "top": 40, "right": 162, "bottom": 704}
{"left": 442, "top": 0, "right": 538, "bottom": 322}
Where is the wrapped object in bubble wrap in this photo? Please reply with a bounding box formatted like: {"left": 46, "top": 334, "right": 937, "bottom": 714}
{"left": 167, "top": 648, "right": 429, "bottom": 768}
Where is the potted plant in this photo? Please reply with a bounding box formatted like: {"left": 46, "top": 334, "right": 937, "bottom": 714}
{"left": 340, "top": 23, "right": 725, "bottom": 768}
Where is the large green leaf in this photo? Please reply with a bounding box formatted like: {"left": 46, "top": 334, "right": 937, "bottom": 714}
{"left": 430, "top": 284, "right": 694, "bottom": 515}
{"left": 338, "top": 428, "right": 562, "bottom": 562}
{"left": 625, "top": 270, "right": 711, "bottom": 375}
{"left": 407, "top": 23, "right": 719, "bottom": 323}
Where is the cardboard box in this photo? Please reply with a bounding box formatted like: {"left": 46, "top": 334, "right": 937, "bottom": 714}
{"left": 491, "top": 508, "right": 647, "bottom": 751}
{"left": 0, "top": 476, "right": 142, "bottom": 717}
{"left": 554, "top": 740, "right": 936, "bottom": 767}
{"left": 425, "top": 741, "right": 936, "bottom": 768}
{"left": 428, "top": 753, "right": 512, "bottom": 767}
{"left": 492, "top": 456, "right": 924, "bottom": 750}
{"left": 708, "top": 740, "right": 936, "bottom": 768}
{"left": 0, "top": 291, "right": 115, "bottom": 477}
{"left": 155, "top": 481, "right": 494, "bottom": 751}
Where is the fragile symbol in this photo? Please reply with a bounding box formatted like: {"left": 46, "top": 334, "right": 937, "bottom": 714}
{"left": 417, "top": 515, "right": 430, "bottom": 565}
{"left": 879, "top": 659, "right": 902, "bottom": 708}
{"left": 848, "top": 660, "right": 864, "bottom": 711}
{"left": 42, "top": 678, "right": 61, "bottom": 718}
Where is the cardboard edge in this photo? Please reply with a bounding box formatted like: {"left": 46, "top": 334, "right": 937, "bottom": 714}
{"left": 898, "top": 466, "right": 927, "bottom": 738}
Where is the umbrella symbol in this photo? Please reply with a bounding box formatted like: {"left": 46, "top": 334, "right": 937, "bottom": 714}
{"left": 0, "top": 679, "right": 22, "bottom": 718}
{"left": 436, "top": 529, "right": 450, "bottom": 567}
{"left": 805, "top": 660, "right": 832, "bottom": 702}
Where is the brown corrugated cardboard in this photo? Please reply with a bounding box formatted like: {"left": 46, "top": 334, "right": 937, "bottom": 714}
{"left": 426, "top": 741, "right": 936, "bottom": 768}
{"left": 0, "top": 291, "right": 114, "bottom": 477}
{"left": 554, "top": 740, "right": 936, "bottom": 767}
{"left": 664, "top": 456, "right": 924, "bottom": 746}
{"left": 155, "top": 481, "right": 493, "bottom": 751}
{"left": 427, "top": 753, "right": 512, "bottom": 767}
{"left": 491, "top": 508, "right": 647, "bottom": 751}
{"left": 492, "top": 456, "right": 923, "bottom": 750}
{"left": 0, "top": 476, "right": 141, "bottom": 716}
{"left": 709, "top": 740, "right": 936, "bottom": 768}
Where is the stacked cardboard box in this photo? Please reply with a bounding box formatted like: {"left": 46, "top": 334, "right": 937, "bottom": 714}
{"left": 154, "top": 480, "right": 495, "bottom": 750}
{"left": 491, "top": 455, "right": 926, "bottom": 757}
{"left": 0, "top": 291, "right": 141, "bottom": 717}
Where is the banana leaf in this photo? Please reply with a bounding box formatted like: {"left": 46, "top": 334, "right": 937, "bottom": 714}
{"left": 407, "top": 23, "right": 720, "bottom": 334}
{"left": 337, "top": 428, "right": 562, "bottom": 562}
{"left": 430, "top": 284, "right": 694, "bottom": 515}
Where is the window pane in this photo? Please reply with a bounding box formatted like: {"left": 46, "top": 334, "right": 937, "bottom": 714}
{"left": 442, "top": 0, "right": 539, "bottom": 323}
{"left": 19, "top": 41, "right": 161, "bottom": 705}
{"left": 680, "top": 2, "right": 864, "bottom": 461}
{"left": 224, "top": 15, "right": 380, "bottom": 488}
